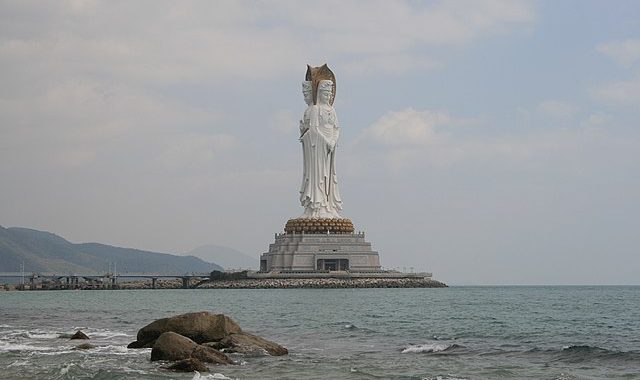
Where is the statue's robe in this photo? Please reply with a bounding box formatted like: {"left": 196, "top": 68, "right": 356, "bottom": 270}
{"left": 299, "top": 104, "right": 342, "bottom": 218}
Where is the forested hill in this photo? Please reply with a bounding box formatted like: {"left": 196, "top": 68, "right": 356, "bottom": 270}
{"left": 0, "top": 226, "right": 222, "bottom": 273}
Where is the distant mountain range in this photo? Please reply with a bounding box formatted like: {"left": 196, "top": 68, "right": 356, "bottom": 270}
{"left": 186, "top": 244, "right": 258, "bottom": 270}
{"left": 0, "top": 226, "right": 222, "bottom": 274}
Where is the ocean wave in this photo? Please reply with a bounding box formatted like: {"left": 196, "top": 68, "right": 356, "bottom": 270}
{"left": 14, "top": 332, "right": 59, "bottom": 339}
{"left": 87, "top": 344, "right": 135, "bottom": 355}
{"left": 192, "top": 372, "right": 235, "bottom": 380}
{"left": 336, "top": 322, "right": 376, "bottom": 334}
{"left": 2, "top": 329, "right": 61, "bottom": 340}
{"left": 0, "top": 341, "right": 58, "bottom": 353}
{"left": 90, "top": 331, "right": 131, "bottom": 339}
{"left": 59, "top": 363, "right": 74, "bottom": 376}
{"left": 28, "top": 331, "right": 61, "bottom": 339}
{"left": 2, "top": 328, "right": 130, "bottom": 341}
{"left": 556, "top": 345, "right": 640, "bottom": 363}
{"left": 402, "top": 343, "right": 461, "bottom": 354}
{"left": 7, "top": 359, "right": 30, "bottom": 368}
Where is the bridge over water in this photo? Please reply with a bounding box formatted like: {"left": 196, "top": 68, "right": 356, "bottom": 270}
{"left": 0, "top": 272, "right": 211, "bottom": 290}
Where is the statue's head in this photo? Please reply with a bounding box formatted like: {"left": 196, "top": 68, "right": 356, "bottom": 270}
{"left": 302, "top": 81, "right": 312, "bottom": 106}
{"left": 317, "top": 80, "right": 333, "bottom": 105}
{"left": 306, "top": 64, "right": 336, "bottom": 105}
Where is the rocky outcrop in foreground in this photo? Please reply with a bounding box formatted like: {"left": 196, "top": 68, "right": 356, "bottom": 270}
{"left": 128, "top": 311, "right": 287, "bottom": 372}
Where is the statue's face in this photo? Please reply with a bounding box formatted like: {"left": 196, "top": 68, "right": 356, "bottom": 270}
{"left": 302, "top": 81, "right": 312, "bottom": 105}
{"left": 303, "top": 89, "right": 312, "bottom": 105}
{"left": 318, "top": 90, "right": 331, "bottom": 105}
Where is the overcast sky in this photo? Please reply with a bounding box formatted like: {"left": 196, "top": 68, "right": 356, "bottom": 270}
{"left": 1, "top": 1, "right": 639, "bottom": 285}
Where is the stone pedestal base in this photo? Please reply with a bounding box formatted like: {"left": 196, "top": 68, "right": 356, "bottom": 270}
{"left": 260, "top": 231, "right": 381, "bottom": 272}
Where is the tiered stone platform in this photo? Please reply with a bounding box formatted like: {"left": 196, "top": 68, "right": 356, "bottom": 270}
{"left": 260, "top": 218, "right": 381, "bottom": 272}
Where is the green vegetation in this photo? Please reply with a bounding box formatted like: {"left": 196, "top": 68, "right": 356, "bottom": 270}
{"left": 209, "top": 270, "right": 249, "bottom": 280}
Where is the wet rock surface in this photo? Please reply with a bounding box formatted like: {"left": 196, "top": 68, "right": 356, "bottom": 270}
{"left": 164, "top": 358, "right": 209, "bottom": 372}
{"left": 151, "top": 332, "right": 232, "bottom": 364}
{"left": 70, "top": 330, "right": 90, "bottom": 340}
{"left": 130, "top": 311, "right": 288, "bottom": 368}
{"left": 131, "top": 311, "right": 242, "bottom": 347}
{"left": 221, "top": 332, "right": 288, "bottom": 356}
{"left": 72, "top": 343, "right": 95, "bottom": 350}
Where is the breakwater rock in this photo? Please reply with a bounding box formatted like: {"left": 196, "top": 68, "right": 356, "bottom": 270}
{"left": 118, "top": 279, "right": 184, "bottom": 289}
{"left": 198, "top": 277, "right": 447, "bottom": 289}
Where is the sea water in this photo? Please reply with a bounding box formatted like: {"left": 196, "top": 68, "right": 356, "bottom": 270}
{"left": 0, "top": 286, "right": 639, "bottom": 379}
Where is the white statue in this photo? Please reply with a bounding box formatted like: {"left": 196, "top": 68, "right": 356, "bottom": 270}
{"left": 299, "top": 79, "right": 343, "bottom": 218}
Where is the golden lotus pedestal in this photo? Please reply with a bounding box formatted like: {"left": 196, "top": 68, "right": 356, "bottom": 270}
{"left": 284, "top": 218, "right": 354, "bottom": 234}
{"left": 260, "top": 217, "right": 381, "bottom": 273}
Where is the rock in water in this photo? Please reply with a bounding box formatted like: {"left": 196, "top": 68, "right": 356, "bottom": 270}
{"left": 130, "top": 311, "right": 288, "bottom": 362}
{"left": 73, "top": 343, "right": 95, "bottom": 350}
{"left": 202, "top": 341, "right": 228, "bottom": 350}
{"left": 127, "top": 340, "right": 150, "bottom": 349}
{"left": 220, "top": 332, "right": 288, "bottom": 356}
{"left": 151, "top": 332, "right": 232, "bottom": 364}
{"left": 130, "top": 311, "right": 242, "bottom": 347}
{"left": 70, "top": 330, "right": 90, "bottom": 340}
{"left": 164, "top": 358, "right": 209, "bottom": 372}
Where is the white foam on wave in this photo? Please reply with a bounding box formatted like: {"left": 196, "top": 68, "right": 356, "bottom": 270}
{"left": 59, "top": 363, "right": 74, "bottom": 375}
{"left": 94, "top": 345, "right": 129, "bottom": 354}
{"left": 89, "top": 331, "right": 131, "bottom": 339}
{"left": 402, "top": 343, "right": 453, "bottom": 354}
{"left": 7, "top": 359, "right": 30, "bottom": 368}
{"left": 0, "top": 341, "right": 57, "bottom": 353}
{"left": 192, "top": 372, "right": 235, "bottom": 380}
{"left": 69, "top": 326, "right": 131, "bottom": 337}
{"left": 3, "top": 329, "right": 61, "bottom": 340}
{"left": 34, "top": 348, "right": 76, "bottom": 356}
{"left": 26, "top": 331, "right": 60, "bottom": 339}
{"left": 81, "top": 345, "right": 149, "bottom": 356}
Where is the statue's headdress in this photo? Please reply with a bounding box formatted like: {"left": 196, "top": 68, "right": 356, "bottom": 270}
{"left": 305, "top": 64, "right": 336, "bottom": 105}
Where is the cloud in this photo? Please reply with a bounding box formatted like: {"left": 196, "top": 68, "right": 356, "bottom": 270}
{"left": 355, "top": 107, "right": 618, "bottom": 171}
{"left": 592, "top": 73, "right": 640, "bottom": 106}
{"left": 597, "top": 39, "right": 640, "bottom": 67}
{"left": 156, "top": 133, "right": 237, "bottom": 173}
{"left": 340, "top": 54, "right": 441, "bottom": 76}
{"left": 593, "top": 39, "right": 640, "bottom": 107}
{"left": 580, "top": 112, "right": 612, "bottom": 128}
{"left": 347, "top": 106, "right": 640, "bottom": 285}
{"left": 269, "top": 110, "right": 299, "bottom": 134}
{"left": 536, "top": 100, "right": 579, "bottom": 120}
{"left": 0, "top": 78, "right": 224, "bottom": 170}
{"left": 0, "top": 1, "right": 535, "bottom": 85}
{"left": 362, "top": 108, "right": 450, "bottom": 146}
{"left": 356, "top": 108, "right": 497, "bottom": 168}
